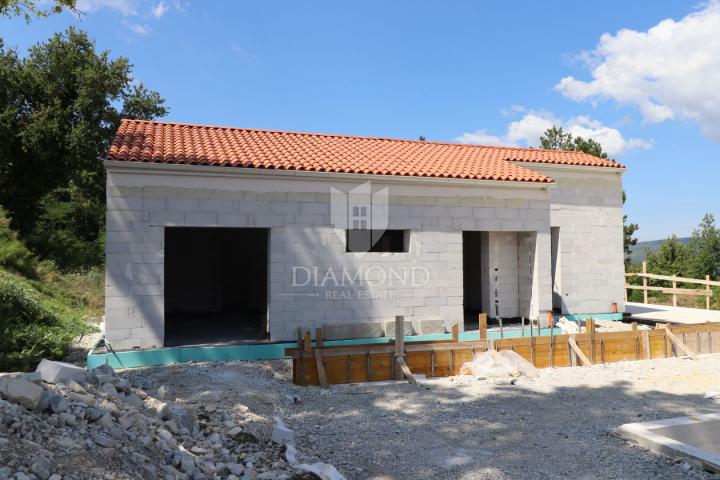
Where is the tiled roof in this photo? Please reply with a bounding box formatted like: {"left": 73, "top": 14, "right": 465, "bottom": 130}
{"left": 108, "top": 119, "right": 625, "bottom": 184}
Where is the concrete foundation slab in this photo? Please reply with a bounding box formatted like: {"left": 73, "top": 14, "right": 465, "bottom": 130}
{"left": 617, "top": 413, "right": 720, "bottom": 472}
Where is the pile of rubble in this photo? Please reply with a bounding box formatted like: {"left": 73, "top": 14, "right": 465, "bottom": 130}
{"left": 0, "top": 360, "right": 339, "bottom": 480}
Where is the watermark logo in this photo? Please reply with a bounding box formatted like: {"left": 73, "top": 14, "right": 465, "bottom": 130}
{"left": 330, "top": 181, "right": 388, "bottom": 256}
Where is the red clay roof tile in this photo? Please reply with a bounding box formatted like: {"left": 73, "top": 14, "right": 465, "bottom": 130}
{"left": 108, "top": 119, "right": 625, "bottom": 184}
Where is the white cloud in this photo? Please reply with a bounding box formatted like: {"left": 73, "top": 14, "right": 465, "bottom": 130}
{"left": 152, "top": 1, "right": 167, "bottom": 18}
{"left": 455, "top": 109, "right": 653, "bottom": 157}
{"left": 454, "top": 129, "right": 504, "bottom": 146}
{"left": 124, "top": 22, "right": 151, "bottom": 35}
{"left": 555, "top": 1, "right": 720, "bottom": 139}
{"left": 76, "top": 0, "right": 137, "bottom": 16}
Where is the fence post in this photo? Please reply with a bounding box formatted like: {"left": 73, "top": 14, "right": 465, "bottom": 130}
{"left": 642, "top": 261, "right": 648, "bottom": 304}
{"left": 707, "top": 275, "right": 711, "bottom": 310}
{"left": 672, "top": 279, "right": 678, "bottom": 307}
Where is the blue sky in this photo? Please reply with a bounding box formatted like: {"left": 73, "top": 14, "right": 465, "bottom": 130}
{"left": 2, "top": 0, "right": 718, "bottom": 241}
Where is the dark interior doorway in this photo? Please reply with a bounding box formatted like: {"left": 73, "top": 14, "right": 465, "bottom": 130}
{"left": 164, "top": 227, "right": 269, "bottom": 346}
{"left": 463, "top": 231, "right": 484, "bottom": 330}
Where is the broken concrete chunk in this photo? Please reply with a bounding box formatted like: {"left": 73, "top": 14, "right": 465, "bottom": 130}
{"left": 164, "top": 405, "right": 197, "bottom": 432}
{"left": 24, "top": 371, "right": 43, "bottom": 385}
{"left": 3, "top": 377, "right": 49, "bottom": 410}
{"left": 36, "top": 359, "right": 86, "bottom": 384}
{"left": 271, "top": 417, "right": 294, "bottom": 445}
{"left": 48, "top": 394, "right": 69, "bottom": 413}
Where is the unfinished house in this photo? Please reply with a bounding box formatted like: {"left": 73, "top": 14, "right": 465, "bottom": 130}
{"left": 104, "top": 119, "right": 626, "bottom": 350}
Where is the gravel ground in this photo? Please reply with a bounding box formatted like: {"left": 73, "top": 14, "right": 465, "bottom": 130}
{"left": 126, "top": 354, "right": 720, "bottom": 480}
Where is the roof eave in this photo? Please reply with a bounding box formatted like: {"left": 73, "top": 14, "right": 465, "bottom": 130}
{"left": 105, "top": 160, "right": 556, "bottom": 190}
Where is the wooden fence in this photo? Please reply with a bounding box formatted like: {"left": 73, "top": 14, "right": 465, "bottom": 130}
{"left": 287, "top": 318, "right": 720, "bottom": 387}
{"left": 625, "top": 261, "right": 718, "bottom": 309}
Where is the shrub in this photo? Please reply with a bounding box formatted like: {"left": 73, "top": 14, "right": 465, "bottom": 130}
{"left": 0, "top": 270, "right": 92, "bottom": 371}
{"left": 26, "top": 181, "right": 104, "bottom": 271}
{"left": 0, "top": 209, "right": 36, "bottom": 277}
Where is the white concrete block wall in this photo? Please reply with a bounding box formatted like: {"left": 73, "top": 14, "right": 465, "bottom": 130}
{"left": 105, "top": 163, "right": 621, "bottom": 349}
{"left": 518, "top": 165, "right": 626, "bottom": 314}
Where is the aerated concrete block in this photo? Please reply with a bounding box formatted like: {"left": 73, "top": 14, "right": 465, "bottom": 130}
{"left": 323, "top": 322, "right": 384, "bottom": 340}
{"left": 36, "top": 359, "right": 86, "bottom": 384}
{"left": 383, "top": 320, "right": 414, "bottom": 337}
{"left": 418, "top": 319, "right": 447, "bottom": 335}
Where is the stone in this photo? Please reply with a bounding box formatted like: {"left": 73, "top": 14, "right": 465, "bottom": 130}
{"left": 180, "top": 455, "right": 196, "bottom": 476}
{"left": 68, "top": 381, "right": 86, "bottom": 394}
{"left": 99, "top": 383, "right": 118, "bottom": 396}
{"left": 227, "top": 427, "right": 243, "bottom": 437}
{"left": 91, "top": 364, "right": 115, "bottom": 377}
{"left": 226, "top": 463, "right": 244, "bottom": 476}
{"left": 144, "top": 396, "right": 169, "bottom": 416}
{"left": 23, "top": 371, "right": 43, "bottom": 385}
{"left": 48, "top": 395, "right": 68, "bottom": 414}
{"left": 4, "top": 378, "right": 49, "bottom": 410}
{"left": 156, "top": 385, "right": 169, "bottom": 400}
{"left": 35, "top": 359, "right": 86, "bottom": 384}
{"left": 30, "top": 456, "right": 53, "bottom": 480}
{"left": 48, "top": 475, "right": 62, "bottom": 480}
{"left": 271, "top": 424, "right": 294, "bottom": 445}
{"left": 93, "top": 433, "right": 115, "bottom": 448}
{"left": 164, "top": 405, "right": 197, "bottom": 432}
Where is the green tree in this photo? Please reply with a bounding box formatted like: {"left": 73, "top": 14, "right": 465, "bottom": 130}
{"left": 646, "top": 235, "right": 689, "bottom": 276}
{"left": 622, "top": 192, "right": 639, "bottom": 266}
{"left": 687, "top": 214, "right": 720, "bottom": 280}
{"left": 0, "top": 28, "right": 167, "bottom": 269}
{"left": 539, "top": 126, "right": 638, "bottom": 265}
{"left": 0, "top": 0, "right": 78, "bottom": 21}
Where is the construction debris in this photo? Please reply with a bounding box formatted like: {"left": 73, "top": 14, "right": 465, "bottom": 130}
{"left": 458, "top": 350, "right": 538, "bottom": 379}
{"left": 0, "top": 361, "right": 340, "bottom": 479}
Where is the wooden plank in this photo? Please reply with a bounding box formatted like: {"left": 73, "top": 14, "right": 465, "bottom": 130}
{"left": 396, "top": 357, "right": 417, "bottom": 385}
{"left": 451, "top": 323, "right": 459, "bottom": 342}
{"left": 626, "top": 271, "right": 720, "bottom": 287}
{"left": 568, "top": 336, "right": 592, "bottom": 367}
{"left": 314, "top": 349, "right": 328, "bottom": 388}
{"left": 624, "top": 285, "right": 713, "bottom": 296}
{"left": 662, "top": 325, "right": 698, "bottom": 359}
{"left": 642, "top": 261, "right": 648, "bottom": 304}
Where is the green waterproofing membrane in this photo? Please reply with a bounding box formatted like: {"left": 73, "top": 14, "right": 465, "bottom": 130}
{"left": 87, "top": 313, "right": 624, "bottom": 369}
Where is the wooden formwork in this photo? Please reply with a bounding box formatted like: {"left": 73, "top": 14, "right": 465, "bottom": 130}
{"left": 287, "top": 320, "right": 720, "bottom": 387}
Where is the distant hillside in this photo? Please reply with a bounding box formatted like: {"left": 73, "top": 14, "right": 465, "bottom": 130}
{"left": 629, "top": 237, "right": 690, "bottom": 265}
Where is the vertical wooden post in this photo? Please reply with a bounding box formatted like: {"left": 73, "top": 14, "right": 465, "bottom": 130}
{"left": 303, "top": 330, "right": 312, "bottom": 352}
{"left": 642, "top": 330, "right": 651, "bottom": 359}
{"left": 451, "top": 323, "right": 459, "bottom": 343}
{"left": 672, "top": 280, "right": 678, "bottom": 307}
{"left": 315, "top": 327, "right": 324, "bottom": 349}
{"left": 707, "top": 275, "right": 711, "bottom": 310}
{"left": 632, "top": 322, "right": 639, "bottom": 360}
{"left": 478, "top": 313, "right": 487, "bottom": 340}
{"left": 394, "top": 315, "right": 405, "bottom": 380}
{"left": 642, "top": 261, "right": 648, "bottom": 304}
{"left": 588, "top": 319, "right": 596, "bottom": 364}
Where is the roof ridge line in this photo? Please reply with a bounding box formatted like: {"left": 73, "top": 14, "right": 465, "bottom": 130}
{"left": 118, "top": 118, "right": 613, "bottom": 159}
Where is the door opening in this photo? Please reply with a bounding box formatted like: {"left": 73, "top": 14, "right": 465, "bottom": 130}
{"left": 164, "top": 227, "right": 269, "bottom": 346}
